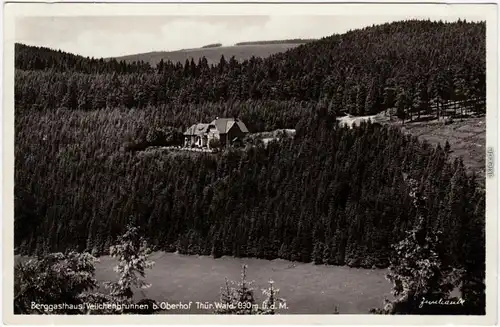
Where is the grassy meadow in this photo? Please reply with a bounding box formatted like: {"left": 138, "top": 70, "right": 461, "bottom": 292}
{"left": 94, "top": 252, "right": 392, "bottom": 314}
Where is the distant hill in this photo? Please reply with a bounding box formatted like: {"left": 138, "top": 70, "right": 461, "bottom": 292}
{"left": 235, "top": 39, "right": 317, "bottom": 46}
{"left": 201, "top": 43, "right": 222, "bottom": 49}
{"left": 109, "top": 42, "right": 309, "bottom": 66}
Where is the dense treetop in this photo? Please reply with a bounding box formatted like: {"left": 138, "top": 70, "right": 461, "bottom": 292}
{"left": 15, "top": 43, "right": 152, "bottom": 74}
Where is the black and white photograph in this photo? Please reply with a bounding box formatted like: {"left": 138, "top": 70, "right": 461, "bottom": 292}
{"left": 3, "top": 1, "right": 498, "bottom": 325}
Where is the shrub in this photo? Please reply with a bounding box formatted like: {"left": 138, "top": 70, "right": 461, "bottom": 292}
{"left": 14, "top": 252, "right": 99, "bottom": 314}
{"left": 14, "top": 224, "right": 158, "bottom": 315}
{"left": 371, "top": 177, "right": 463, "bottom": 314}
{"left": 209, "top": 138, "right": 222, "bottom": 150}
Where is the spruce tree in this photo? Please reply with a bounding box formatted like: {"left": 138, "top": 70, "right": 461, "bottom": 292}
{"left": 215, "top": 265, "right": 286, "bottom": 315}
{"left": 233, "top": 264, "right": 258, "bottom": 314}
{"left": 395, "top": 89, "right": 407, "bottom": 123}
{"left": 215, "top": 278, "right": 239, "bottom": 314}
{"left": 215, "top": 264, "right": 259, "bottom": 314}
{"left": 312, "top": 241, "right": 324, "bottom": 265}
{"left": 103, "top": 223, "right": 155, "bottom": 301}
{"left": 260, "top": 280, "right": 286, "bottom": 314}
{"left": 371, "top": 177, "right": 462, "bottom": 314}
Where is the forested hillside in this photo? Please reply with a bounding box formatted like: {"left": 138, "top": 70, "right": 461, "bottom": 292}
{"left": 15, "top": 107, "right": 484, "bottom": 268}
{"left": 14, "top": 19, "right": 486, "bottom": 311}
{"left": 15, "top": 43, "right": 152, "bottom": 74}
{"left": 16, "top": 19, "right": 485, "bottom": 119}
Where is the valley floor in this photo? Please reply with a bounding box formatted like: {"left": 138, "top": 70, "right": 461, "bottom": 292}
{"left": 94, "top": 252, "right": 391, "bottom": 314}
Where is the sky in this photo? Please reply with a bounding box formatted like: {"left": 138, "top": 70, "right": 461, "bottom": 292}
{"left": 15, "top": 15, "right": 479, "bottom": 58}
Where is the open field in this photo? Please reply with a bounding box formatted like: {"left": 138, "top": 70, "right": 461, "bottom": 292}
{"left": 395, "top": 117, "right": 486, "bottom": 179}
{"left": 111, "top": 43, "right": 306, "bottom": 66}
{"left": 336, "top": 111, "right": 485, "bottom": 180}
{"left": 94, "top": 252, "right": 391, "bottom": 314}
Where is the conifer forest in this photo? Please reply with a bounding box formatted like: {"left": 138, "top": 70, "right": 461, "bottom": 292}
{"left": 13, "top": 18, "right": 487, "bottom": 315}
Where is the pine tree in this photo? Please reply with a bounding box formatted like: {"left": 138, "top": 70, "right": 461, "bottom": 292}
{"left": 260, "top": 280, "right": 286, "bottom": 314}
{"left": 371, "top": 177, "right": 462, "bottom": 314}
{"left": 364, "top": 80, "right": 377, "bottom": 115}
{"left": 215, "top": 278, "right": 238, "bottom": 314}
{"left": 312, "top": 241, "right": 324, "bottom": 265}
{"left": 215, "top": 265, "right": 287, "bottom": 315}
{"left": 61, "top": 78, "right": 78, "bottom": 110}
{"left": 395, "top": 89, "right": 407, "bottom": 123}
{"left": 103, "top": 223, "right": 155, "bottom": 301}
{"left": 215, "top": 264, "right": 259, "bottom": 314}
{"left": 356, "top": 85, "right": 367, "bottom": 116}
{"left": 233, "top": 264, "right": 258, "bottom": 314}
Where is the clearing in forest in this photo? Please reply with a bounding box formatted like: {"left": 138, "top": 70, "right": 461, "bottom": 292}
{"left": 94, "top": 252, "right": 391, "bottom": 314}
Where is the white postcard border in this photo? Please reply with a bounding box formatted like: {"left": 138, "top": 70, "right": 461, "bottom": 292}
{"left": 2, "top": 1, "right": 498, "bottom": 325}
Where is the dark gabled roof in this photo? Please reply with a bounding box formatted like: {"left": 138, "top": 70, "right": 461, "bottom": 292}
{"left": 209, "top": 118, "right": 249, "bottom": 134}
